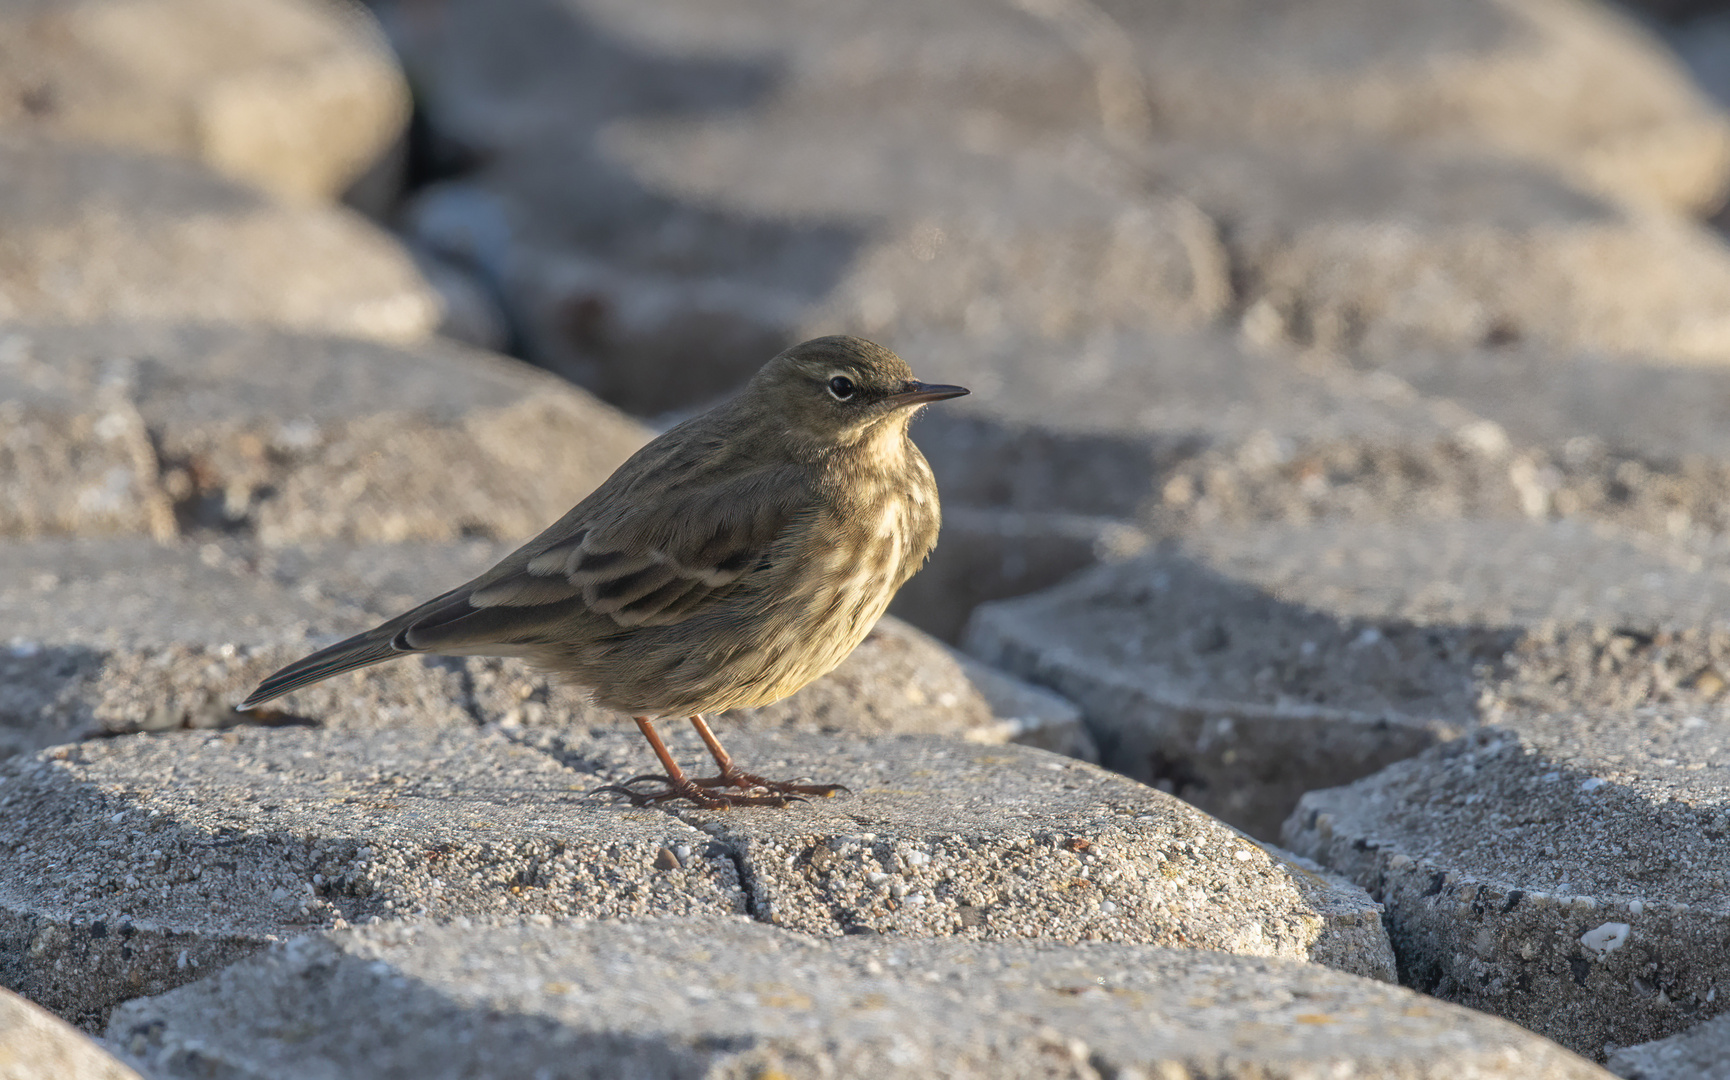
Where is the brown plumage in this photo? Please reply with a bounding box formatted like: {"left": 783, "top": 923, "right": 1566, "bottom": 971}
{"left": 241, "top": 335, "right": 968, "bottom": 807}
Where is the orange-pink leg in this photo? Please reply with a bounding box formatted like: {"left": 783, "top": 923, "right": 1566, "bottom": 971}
{"left": 593, "top": 716, "right": 795, "bottom": 808}
{"left": 685, "top": 715, "right": 847, "bottom": 797}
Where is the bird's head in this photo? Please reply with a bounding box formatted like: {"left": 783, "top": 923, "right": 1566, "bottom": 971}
{"left": 747, "top": 335, "right": 968, "bottom": 453}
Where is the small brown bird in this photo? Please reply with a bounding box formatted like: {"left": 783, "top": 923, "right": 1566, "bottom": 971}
{"left": 241, "top": 336, "right": 967, "bottom": 807}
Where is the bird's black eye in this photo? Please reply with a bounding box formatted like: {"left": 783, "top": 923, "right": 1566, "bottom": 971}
{"left": 827, "top": 375, "right": 855, "bottom": 401}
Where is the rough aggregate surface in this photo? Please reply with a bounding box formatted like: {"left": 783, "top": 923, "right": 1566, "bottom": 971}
{"left": 108, "top": 919, "right": 1612, "bottom": 1080}
{"left": 1285, "top": 712, "right": 1730, "bottom": 1059}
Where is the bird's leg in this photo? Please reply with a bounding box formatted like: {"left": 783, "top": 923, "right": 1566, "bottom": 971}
{"left": 685, "top": 715, "right": 847, "bottom": 797}
{"left": 594, "top": 716, "right": 795, "bottom": 808}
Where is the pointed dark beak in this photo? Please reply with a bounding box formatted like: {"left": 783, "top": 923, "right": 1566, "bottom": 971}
{"left": 889, "top": 380, "right": 970, "bottom": 407}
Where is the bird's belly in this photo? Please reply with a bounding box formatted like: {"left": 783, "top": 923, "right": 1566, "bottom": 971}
{"left": 570, "top": 484, "right": 934, "bottom": 717}
{"left": 657, "top": 577, "right": 895, "bottom": 714}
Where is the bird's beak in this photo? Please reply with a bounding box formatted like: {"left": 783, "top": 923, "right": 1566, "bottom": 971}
{"left": 889, "top": 380, "right": 970, "bottom": 407}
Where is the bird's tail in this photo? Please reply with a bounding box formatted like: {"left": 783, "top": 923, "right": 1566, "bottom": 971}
{"left": 239, "top": 628, "right": 403, "bottom": 710}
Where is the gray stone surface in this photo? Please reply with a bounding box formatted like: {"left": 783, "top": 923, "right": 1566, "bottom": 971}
{"left": 1138, "top": 137, "right": 1730, "bottom": 368}
{"left": 0, "top": 724, "right": 1391, "bottom": 1030}
{"left": 0, "top": 539, "right": 1087, "bottom": 760}
{"left": 0, "top": 0, "right": 408, "bottom": 204}
{"left": 1284, "top": 712, "right": 1730, "bottom": 1060}
{"left": 385, "top": 0, "right": 1728, "bottom": 213}
{"left": 1608, "top": 1012, "right": 1730, "bottom": 1079}
{"left": 534, "top": 727, "right": 1393, "bottom": 979}
{"left": 409, "top": 106, "right": 1228, "bottom": 415}
{"left": 107, "top": 919, "right": 1609, "bottom": 1080}
{"left": 0, "top": 539, "right": 504, "bottom": 758}
{"left": 0, "top": 726, "right": 747, "bottom": 1030}
{"left": 0, "top": 321, "right": 650, "bottom": 542}
{"left": 1103, "top": 0, "right": 1730, "bottom": 213}
{"left": 1361, "top": 343, "right": 1730, "bottom": 553}
{"left": 0, "top": 137, "right": 437, "bottom": 339}
{"left": 909, "top": 325, "right": 1508, "bottom": 523}
{"left": 967, "top": 517, "right": 1730, "bottom": 839}
{"left": 0, "top": 987, "right": 141, "bottom": 1080}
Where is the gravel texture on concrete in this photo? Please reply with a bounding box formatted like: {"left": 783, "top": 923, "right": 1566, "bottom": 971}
{"left": 0, "top": 0, "right": 408, "bottom": 204}
{"left": 0, "top": 321, "right": 649, "bottom": 542}
{"left": 108, "top": 919, "right": 1609, "bottom": 1080}
{"left": 1362, "top": 343, "right": 1730, "bottom": 555}
{"left": 0, "top": 538, "right": 1090, "bottom": 760}
{"left": 0, "top": 986, "right": 142, "bottom": 1080}
{"left": 1607, "top": 1012, "right": 1730, "bottom": 1080}
{"left": 1284, "top": 711, "right": 1730, "bottom": 1060}
{"left": 0, "top": 723, "right": 1390, "bottom": 1030}
{"left": 968, "top": 517, "right": 1730, "bottom": 839}
{"left": 533, "top": 727, "right": 1394, "bottom": 981}
{"left": 0, "top": 137, "right": 437, "bottom": 340}
{"left": 0, "top": 538, "right": 501, "bottom": 757}
{"left": 0, "top": 726, "right": 746, "bottom": 1029}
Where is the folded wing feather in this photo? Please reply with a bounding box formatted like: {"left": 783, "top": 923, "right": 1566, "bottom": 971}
{"left": 417, "top": 466, "right": 810, "bottom": 646}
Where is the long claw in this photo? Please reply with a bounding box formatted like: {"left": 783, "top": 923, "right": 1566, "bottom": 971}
{"left": 691, "top": 770, "right": 848, "bottom": 798}
{"left": 592, "top": 780, "right": 795, "bottom": 809}
{"left": 615, "top": 773, "right": 674, "bottom": 788}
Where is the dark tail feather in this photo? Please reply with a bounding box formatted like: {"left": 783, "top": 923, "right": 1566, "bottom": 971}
{"left": 239, "top": 630, "right": 403, "bottom": 709}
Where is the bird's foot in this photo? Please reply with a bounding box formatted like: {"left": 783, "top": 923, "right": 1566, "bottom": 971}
{"left": 592, "top": 776, "right": 797, "bottom": 809}
{"left": 691, "top": 769, "right": 848, "bottom": 798}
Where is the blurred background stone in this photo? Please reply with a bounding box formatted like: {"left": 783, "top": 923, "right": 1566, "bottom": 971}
{"left": 0, "top": 322, "right": 646, "bottom": 542}
{"left": 0, "top": 139, "right": 438, "bottom": 338}
{"left": 0, "top": 0, "right": 409, "bottom": 207}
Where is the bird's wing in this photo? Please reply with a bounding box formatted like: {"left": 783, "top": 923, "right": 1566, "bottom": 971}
{"left": 397, "top": 464, "right": 814, "bottom": 654}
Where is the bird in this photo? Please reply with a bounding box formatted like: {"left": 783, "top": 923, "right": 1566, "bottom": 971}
{"left": 239, "top": 335, "right": 968, "bottom": 808}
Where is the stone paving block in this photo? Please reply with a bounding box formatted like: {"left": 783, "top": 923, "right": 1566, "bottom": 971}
{"left": 0, "top": 986, "right": 141, "bottom": 1080}
{"left": 1102, "top": 0, "right": 1730, "bottom": 213}
{"left": 0, "top": 0, "right": 408, "bottom": 204}
{"left": 0, "top": 321, "right": 650, "bottom": 542}
{"left": 1607, "top": 1012, "right": 1730, "bottom": 1079}
{"left": 108, "top": 919, "right": 1610, "bottom": 1080}
{"left": 535, "top": 727, "right": 1394, "bottom": 981}
{"left": 0, "top": 539, "right": 505, "bottom": 758}
{"left": 1284, "top": 712, "right": 1730, "bottom": 1060}
{"left": 1143, "top": 137, "right": 1730, "bottom": 368}
{"left": 0, "top": 539, "right": 1085, "bottom": 761}
{"left": 967, "top": 517, "right": 1730, "bottom": 839}
{"left": 0, "top": 726, "right": 746, "bottom": 1030}
{"left": 0, "top": 137, "right": 437, "bottom": 340}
